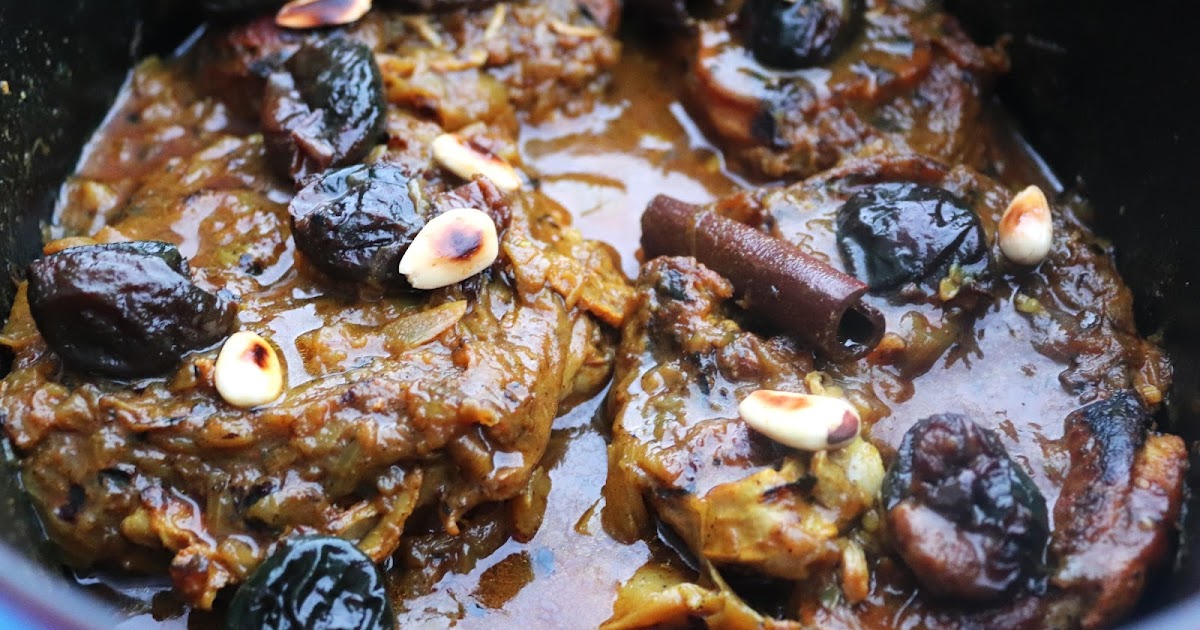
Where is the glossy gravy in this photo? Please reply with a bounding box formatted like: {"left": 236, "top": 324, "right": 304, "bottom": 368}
{"left": 81, "top": 37, "right": 1073, "bottom": 630}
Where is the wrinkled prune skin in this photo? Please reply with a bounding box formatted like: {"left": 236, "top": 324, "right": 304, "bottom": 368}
{"left": 227, "top": 536, "right": 394, "bottom": 630}
{"left": 26, "top": 242, "right": 237, "bottom": 379}
{"left": 836, "top": 182, "right": 990, "bottom": 293}
{"left": 290, "top": 164, "right": 427, "bottom": 287}
{"left": 741, "top": 0, "right": 861, "bottom": 69}
{"left": 882, "top": 414, "right": 1049, "bottom": 601}
{"left": 263, "top": 38, "right": 386, "bottom": 185}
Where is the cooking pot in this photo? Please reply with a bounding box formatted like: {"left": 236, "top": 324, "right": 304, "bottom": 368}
{"left": 1, "top": 0, "right": 1198, "bottom": 627}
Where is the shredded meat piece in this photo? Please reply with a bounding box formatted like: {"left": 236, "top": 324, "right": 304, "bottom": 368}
{"left": 198, "top": 0, "right": 620, "bottom": 124}
{"left": 0, "top": 9, "right": 632, "bottom": 607}
{"left": 670, "top": 0, "right": 1007, "bottom": 178}
{"left": 602, "top": 154, "right": 1184, "bottom": 629}
{"left": 1052, "top": 393, "right": 1187, "bottom": 629}
{"left": 602, "top": 256, "right": 885, "bottom": 608}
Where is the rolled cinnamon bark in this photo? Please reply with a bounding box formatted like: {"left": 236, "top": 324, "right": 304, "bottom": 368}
{"left": 641, "top": 195, "right": 885, "bottom": 361}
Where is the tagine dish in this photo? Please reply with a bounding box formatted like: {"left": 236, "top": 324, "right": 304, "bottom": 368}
{"left": 0, "top": 0, "right": 1185, "bottom": 628}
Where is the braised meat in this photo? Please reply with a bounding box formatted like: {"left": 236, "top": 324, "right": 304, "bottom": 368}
{"left": 603, "top": 257, "right": 886, "bottom": 581}
{"left": 0, "top": 177, "right": 628, "bottom": 609}
{"left": 637, "top": 0, "right": 1007, "bottom": 178}
{"left": 0, "top": 2, "right": 631, "bottom": 610}
{"left": 0, "top": 0, "right": 1188, "bottom": 627}
{"left": 197, "top": 0, "right": 620, "bottom": 127}
{"left": 602, "top": 154, "right": 1183, "bottom": 629}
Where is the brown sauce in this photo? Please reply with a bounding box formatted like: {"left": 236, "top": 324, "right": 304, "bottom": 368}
{"left": 521, "top": 47, "right": 747, "bottom": 276}
{"left": 22, "top": 18, "right": 1161, "bottom": 628}
{"left": 74, "top": 38, "right": 725, "bottom": 630}
{"left": 394, "top": 401, "right": 652, "bottom": 627}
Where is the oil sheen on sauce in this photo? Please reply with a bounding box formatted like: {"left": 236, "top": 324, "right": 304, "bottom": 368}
{"left": 82, "top": 41, "right": 1073, "bottom": 630}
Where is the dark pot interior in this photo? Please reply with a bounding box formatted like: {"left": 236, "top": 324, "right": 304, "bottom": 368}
{"left": 2, "top": 0, "right": 1198, "bottom": 626}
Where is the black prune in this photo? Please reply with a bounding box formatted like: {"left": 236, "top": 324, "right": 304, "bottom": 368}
{"left": 741, "top": 0, "right": 860, "bottom": 69}
{"left": 836, "top": 182, "right": 990, "bottom": 293}
{"left": 26, "top": 242, "right": 237, "bottom": 379}
{"left": 882, "top": 413, "right": 1049, "bottom": 601}
{"left": 263, "top": 38, "right": 386, "bottom": 185}
{"left": 290, "top": 163, "right": 427, "bottom": 287}
{"left": 227, "top": 536, "right": 394, "bottom": 630}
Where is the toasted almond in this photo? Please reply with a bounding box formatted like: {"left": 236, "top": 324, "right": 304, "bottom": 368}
{"left": 214, "top": 331, "right": 284, "bottom": 409}
{"left": 431, "top": 133, "right": 522, "bottom": 192}
{"left": 276, "top": 0, "right": 371, "bottom": 30}
{"left": 999, "top": 185, "right": 1053, "bottom": 266}
{"left": 738, "top": 390, "right": 860, "bottom": 451}
{"left": 398, "top": 207, "right": 499, "bottom": 290}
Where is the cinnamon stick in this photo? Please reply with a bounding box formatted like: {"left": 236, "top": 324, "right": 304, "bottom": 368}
{"left": 641, "top": 195, "right": 885, "bottom": 361}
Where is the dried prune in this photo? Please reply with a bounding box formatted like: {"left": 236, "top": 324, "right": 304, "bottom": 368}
{"left": 263, "top": 38, "right": 385, "bottom": 185}
{"left": 227, "top": 536, "right": 394, "bottom": 630}
{"left": 882, "top": 414, "right": 1049, "bottom": 601}
{"left": 741, "top": 0, "right": 860, "bottom": 69}
{"left": 26, "top": 242, "right": 237, "bottom": 379}
{"left": 290, "top": 163, "right": 427, "bottom": 287}
{"left": 836, "top": 182, "right": 990, "bottom": 293}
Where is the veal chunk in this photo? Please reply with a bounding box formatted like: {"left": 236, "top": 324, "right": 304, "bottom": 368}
{"left": 602, "top": 154, "right": 1185, "bottom": 630}
{"left": 677, "top": 1, "right": 1006, "bottom": 178}
{"left": 602, "top": 257, "right": 885, "bottom": 629}
{"left": 1053, "top": 392, "right": 1188, "bottom": 630}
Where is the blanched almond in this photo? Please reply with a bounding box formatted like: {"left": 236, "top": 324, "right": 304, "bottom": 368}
{"left": 398, "top": 207, "right": 499, "bottom": 290}
{"left": 214, "top": 331, "right": 284, "bottom": 409}
{"left": 276, "top": 0, "right": 371, "bottom": 29}
{"left": 999, "top": 185, "right": 1053, "bottom": 266}
{"left": 738, "top": 390, "right": 860, "bottom": 451}
{"left": 431, "top": 133, "right": 522, "bottom": 192}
